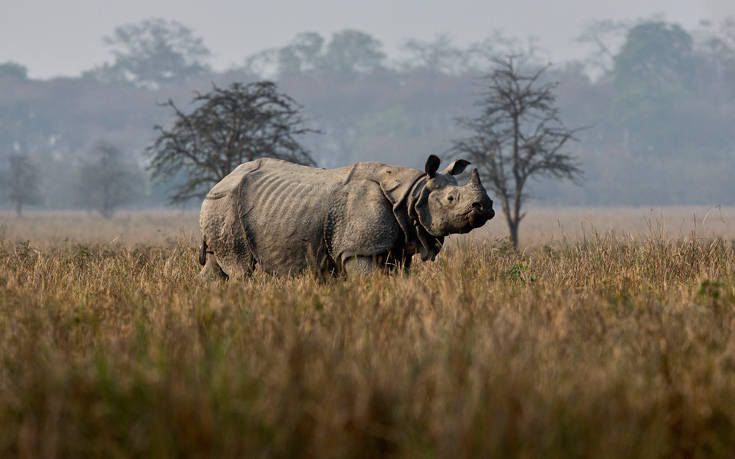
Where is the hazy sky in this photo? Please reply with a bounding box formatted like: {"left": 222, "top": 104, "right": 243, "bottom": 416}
{"left": 3, "top": 0, "right": 735, "bottom": 79}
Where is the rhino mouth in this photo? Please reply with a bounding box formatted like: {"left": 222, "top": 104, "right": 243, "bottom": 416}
{"left": 464, "top": 208, "right": 494, "bottom": 230}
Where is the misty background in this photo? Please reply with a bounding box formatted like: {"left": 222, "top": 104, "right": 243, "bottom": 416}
{"left": 2, "top": 0, "right": 735, "bottom": 211}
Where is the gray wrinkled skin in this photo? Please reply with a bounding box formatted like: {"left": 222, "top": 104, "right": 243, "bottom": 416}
{"left": 197, "top": 155, "right": 494, "bottom": 279}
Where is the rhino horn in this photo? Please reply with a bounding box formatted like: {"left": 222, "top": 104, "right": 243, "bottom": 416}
{"left": 470, "top": 168, "right": 481, "bottom": 185}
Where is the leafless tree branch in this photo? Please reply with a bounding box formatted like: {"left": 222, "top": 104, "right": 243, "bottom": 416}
{"left": 147, "top": 81, "right": 319, "bottom": 204}
{"left": 449, "top": 55, "right": 582, "bottom": 248}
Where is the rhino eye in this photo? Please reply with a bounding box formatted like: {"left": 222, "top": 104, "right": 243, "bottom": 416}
{"left": 447, "top": 195, "right": 454, "bottom": 202}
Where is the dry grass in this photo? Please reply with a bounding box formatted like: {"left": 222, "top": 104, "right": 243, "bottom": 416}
{"left": 1, "top": 209, "right": 735, "bottom": 457}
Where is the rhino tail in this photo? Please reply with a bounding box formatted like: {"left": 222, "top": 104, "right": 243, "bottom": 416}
{"left": 199, "top": 237, "right": 207, "bottom": 266}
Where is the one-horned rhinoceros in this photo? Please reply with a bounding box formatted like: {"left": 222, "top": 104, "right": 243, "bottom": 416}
{"left": 197, "top": 154, "right": 494, "bottom": 279}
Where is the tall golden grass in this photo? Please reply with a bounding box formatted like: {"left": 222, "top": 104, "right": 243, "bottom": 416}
{"left": 1, "top": 209, "right": 735, "bottom": 457}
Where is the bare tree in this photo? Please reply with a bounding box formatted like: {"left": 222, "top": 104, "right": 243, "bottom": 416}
{"left": 450, "top": 56, "right": 582, "bottom": 248}
{"left": 147, "top": 81, "right": 318, "bottom": 204}
{"left": 77, "top": 141, "right": 143, "bottom": 218}
{"left": 1, "top": 154, "right": 41, "bottom": 217}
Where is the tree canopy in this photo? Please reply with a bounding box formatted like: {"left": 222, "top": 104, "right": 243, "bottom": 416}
{"left": 77, "top": 141, "right": 144, "bottom": 218}
{"left": 1, "top": 154, "right": 42, "bottom": 217}
{"left": 93, "top": 17, "right": 211, "bottom": 88}
{"left": 277, "top": 32, "right": 326, "bottom": 77}
{"left": 323, "top": 30, "right": 386, "bottom": 78}
{"left": 613, "top": 22, "right": 698, "bottom": 154}
{"left": 148, "top": 81, "right": 318, "bottom": 204}
{"left": 0, "top": 62, "right": 28, "bottom": 80}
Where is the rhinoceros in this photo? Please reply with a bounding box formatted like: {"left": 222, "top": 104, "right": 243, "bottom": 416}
{"left": 197, "top": 154, "right": 494, "bottom": 279}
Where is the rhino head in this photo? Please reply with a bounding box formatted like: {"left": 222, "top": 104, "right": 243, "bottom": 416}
{"left": 414, "top": 155, "right": 495, "bottom": 236}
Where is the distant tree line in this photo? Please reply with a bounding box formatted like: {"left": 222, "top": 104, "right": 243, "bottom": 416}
{"left": 2, "top": 16, "right": 735, "bottom": 215}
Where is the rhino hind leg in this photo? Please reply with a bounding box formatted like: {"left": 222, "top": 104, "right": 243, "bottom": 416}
{"left": 343, "top": 251, "right": 414, "bottom": 277}
{"left": 343, "top": 253, "right": 391, "bottom": 276}
{"left": 344, "top": 256, "right": 376, "bottom": 276}
{"left": 196, "top": 252, "right": 229, "bottom": 282}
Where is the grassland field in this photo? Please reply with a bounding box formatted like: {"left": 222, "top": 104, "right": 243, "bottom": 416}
{"left": 1, "top": 206, "right": 735, "bottom": 457}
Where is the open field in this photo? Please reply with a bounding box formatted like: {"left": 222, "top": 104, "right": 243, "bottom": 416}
{"left": 1, "top": 208, "right": 735, "bottom": 457}
{"left": 1, "top": 205, "right": 734, "bottom": 246}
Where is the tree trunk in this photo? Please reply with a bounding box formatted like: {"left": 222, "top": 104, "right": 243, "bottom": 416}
{"left": 15, "top": 201, "right": 22, "bottom": 218}
{"left": 508, "top": 219, "right": 519, "bottom": 250}
{"left": 102, "top": 182, "right": 113, "bottom": 218}
{"left": 499, "top": 195, "right": 520, "bottom": 250}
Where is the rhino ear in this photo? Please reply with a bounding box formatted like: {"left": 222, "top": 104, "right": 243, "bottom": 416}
{"left": 425, "top": 155, "right": 441, "bottom": 178}
{"left": 441, "top": 159, "right": 470, "bottom": 176}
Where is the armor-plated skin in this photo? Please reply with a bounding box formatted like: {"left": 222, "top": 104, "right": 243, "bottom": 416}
{"left": 197, "top": 155, "right": 494, "bottom": 279}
